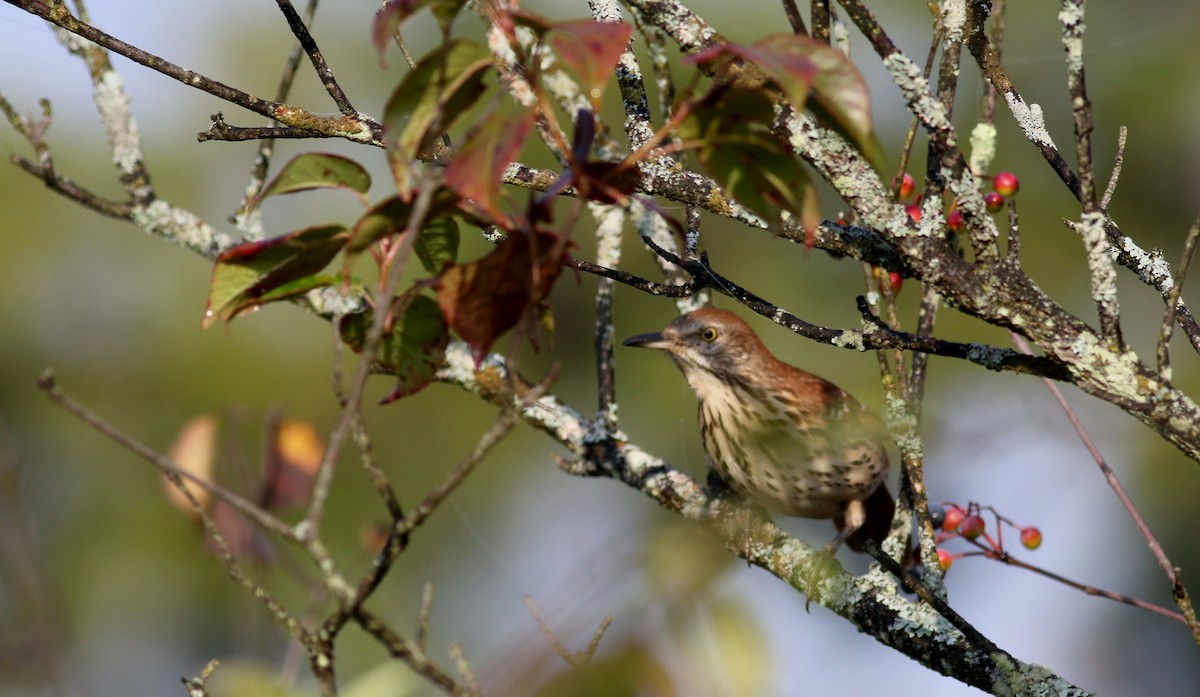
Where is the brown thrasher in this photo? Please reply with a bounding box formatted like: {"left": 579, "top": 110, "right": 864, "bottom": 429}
{"left": 624, "top": 307, "right": 896, "bottom": 554}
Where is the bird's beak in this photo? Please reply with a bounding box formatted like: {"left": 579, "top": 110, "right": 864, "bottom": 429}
{"left": 623, "top": 331, "right": 670, "bottom": 350}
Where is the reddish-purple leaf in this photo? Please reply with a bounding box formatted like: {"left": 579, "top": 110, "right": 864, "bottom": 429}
{"left": 373, "top": 0, "right": 469, "bottom": 65}
{"left": 444, "top": 108, "right": 537, "bottom": 226}
{"left": 373, "top": 0, "right": 423, "bottom": 65}
{"left": 435, "top": 230, "right": 567, "bottom": 364}
{"left": 547, "top": 20, "right": 633, "bottom": 106}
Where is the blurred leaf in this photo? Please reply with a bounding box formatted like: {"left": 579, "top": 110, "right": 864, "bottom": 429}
{"left": 383, "top": 40, "right": 493, "bottom": 191}
{"left": 532, "top": 645, "right": 676, "bottom": 697}
{"left": 346, "top": 196, "right": 412, "bottom": 258}
{"left": 164, "top": 414, "right": 218, "bottom": 517}
{"left": 414, "top": 216, "right": 459, "bottom": 273}
{"left": 373, "top": 0, "right": 469, "bottom": 63}
{"left": 643, "top": 519, "right": 732, "bottom": 601}
{"left": 703, "top": 598, "right": 768, "bottom": 697}
{"left": 206, "top": 660, "right": 309, "bottom": 697}
{"left": 794, "top": 36, "right": 886, "bottom": 174}
{"left": 210, "top": 498, "right": 273, "bottom": 563}
{"left": 547, "top": 20, "right": 633, "bottom": 106}
{"left": 680, "top": 88, "right": 819, "bottom": 228}
{"left": 688, "top": 34, "right": 884, "bottom": 174}
{"left": 260, "top": 416, "right": 323, "bottom": 511}
{"left": 253, "top": 153, "right": 370, "bottom": 211}
{"left": 339, "top": 294, "right": 449, "bottom": 400}
{"left": 436, "top": 230, "right": 566, "bottom": 364}
{"left": 341, "top": 660, "right": 424, "bottom": 697}
{"left": 204, "top": 224, "right": 347, "bottom": 328}
{"left": 444, "top": 107, "right": 537, "bottom": 226}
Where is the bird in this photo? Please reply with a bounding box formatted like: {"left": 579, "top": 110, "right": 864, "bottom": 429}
{"left": 623, "top": 307, "right": 897, "bottom": 555}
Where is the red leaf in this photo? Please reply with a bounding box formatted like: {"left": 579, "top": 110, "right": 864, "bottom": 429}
{"left": 436, "top": 230, "right": 567, "bottom": 363}
{"left": 547, "top": 20, "right": 633, "bottom": 106}
{"left": 444, "top": 108, "right": 537, "bottom": 226}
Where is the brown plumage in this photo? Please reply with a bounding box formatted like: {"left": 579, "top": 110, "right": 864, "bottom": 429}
{"left": 624, "top": 307, "right": 896, "bottom": 553}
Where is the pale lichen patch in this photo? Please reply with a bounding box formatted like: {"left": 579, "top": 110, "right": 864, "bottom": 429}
{"left": 1004, "top": 93, "right": 1057, "bottom": 149}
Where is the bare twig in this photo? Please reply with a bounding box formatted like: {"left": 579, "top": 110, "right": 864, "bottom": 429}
{"left": 35, "top": 371, "right": 313, "bottom": 646}
{"left": 1158, "top": 214, "right": 1200, "bottom": 382}
{"left": 524, "top": 595, "right": 613, "bottom": 668}
{"left": 1010, "top": 333, "right": 1200, "bottom": 642}
{"left": 182, "top": 659, "right": 221, "bottom": 697}
{"left": 416, "top": 582, "right": 435, "bottom": 652}
{"left": 1059, "top": 0, "right": 1096, "bottom": 210}
{"left": 1099, "top": 126, "right": 1127, "bottom": 213}
{"left": 7, "top": 0, "right": 379, "bottom": 144}
{"left": 274, "top": 0, "right": 357, "bottom": 115}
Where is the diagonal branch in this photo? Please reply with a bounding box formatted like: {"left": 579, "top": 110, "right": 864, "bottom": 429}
{"left": 5, "top": 0, "right": 380, "bottom": 145}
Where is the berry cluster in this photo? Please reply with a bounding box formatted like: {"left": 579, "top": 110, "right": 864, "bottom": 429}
{"left": 895, "top": 171, "right": 1021, "bottom": 233}
{"left": 929, "top": 501, "right": 1042, "bottom": 572}
{"left": 850, "top": 170, "right": 1022, "bottom": 298}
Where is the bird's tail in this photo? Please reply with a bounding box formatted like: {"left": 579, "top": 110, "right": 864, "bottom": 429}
{"left": 842, "top": 483, "right": 915, "bottom": 568}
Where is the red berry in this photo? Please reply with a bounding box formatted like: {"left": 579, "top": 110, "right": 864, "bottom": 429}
{"left": 937, "top": 548, "right": 954, "bottom": 571}
{"left": 1020, "top": 526, "right": 1042, "bottom": 550}
{"left": 905, "top": 204, "right": 922, "bottom": 222}
{"left": 984, "top": 192, "right": 1005, "bottom": 213}
{"left": 947, "top": 208, "right": 965, "bottom": 232}
{"left": 898, "top": 173, "right": 915, "bottom": 200}
{"left": 993, "top": 171, "right": 1020, "bottom": 197}
{"left": 942, "top": 506, "right": 965, "bottom": 532}
{"left": 960, "top": 514, "right": 986, "bottom": 540}
{"left": 889, "top": 272, "right": 903, "bottom": 294}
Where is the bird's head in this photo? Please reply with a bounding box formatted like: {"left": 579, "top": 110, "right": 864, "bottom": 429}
{"left": 623, "top": 308, "right": 772, "bottom": 386}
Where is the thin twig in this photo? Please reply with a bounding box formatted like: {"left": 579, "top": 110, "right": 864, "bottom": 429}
{"left": 1157, "top": 214, "right": 1200, "bottom": 381}
{"left": 523, "top": 595, "right": 613, "bottom": 668}
{"left": 36, "top": 370, "right": 296, "bottom": 540}
{"left": 416, "top": 582, "right": 435, "bottom": 652}
{"left": 1059, "top": 0, "right": 1096, "bottom": 210}
{"left": 396, "top": 366, "right": 558, "bottom": 537}
{"left": 354, "top": 608, "right": 468, "bottom": 695}
{"left": 863, "top": 540, "right": 1001, "bottom": 657}
{"left": 35, "top": 371, "right": 313, "bottom": 646}
{"left": 1099, "top": 126, "right": 1126, "bottom": 213}
{"left": 302, "top": 173, "right": 442, "bottom": 538}
{"left": 1011, "top": 332, "right": 1200, "bottom": 641}
{"left": 964, "top": 543, "right": 1187, "bottom": 625}
{"left": 8, "top": 0, "right": 380, "bottom": 144}
{"left": 274, "top": 0, "right": 357, "bottom": 115}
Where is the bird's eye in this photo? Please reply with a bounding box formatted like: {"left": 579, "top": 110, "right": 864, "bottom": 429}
{"left": 701, "top": 327, "right": 719, "bottom": 342}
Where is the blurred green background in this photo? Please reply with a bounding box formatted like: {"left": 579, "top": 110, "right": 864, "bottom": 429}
{"left": 2, "top": 1, "right": 1200, "bottom": 695}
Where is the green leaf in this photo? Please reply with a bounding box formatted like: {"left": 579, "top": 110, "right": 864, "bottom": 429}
{"left": 681, "top": 88, "right": 820, "bottom": 229}
{"left": 346, "top": 196, "right": 413, "bottom": 258}
{"left": 204, "top": 224, "right": 348, "bottom": 328}
{"left": 546, "top": 20, "right": 633, "bottom": 106}
{"left": 338, "top": 294, "right": 449, "bottom": 400}
{"left": 342, "top": 192, "right": 458, "bottom": 272}
{"left": 414, "top": 216, "right": 459, "bottom": 273}
{"left": 383, "top": 40, "right": 493, "bottom": 192}
{"left": 253, "top": 153, "right": 371, "bottom": 210}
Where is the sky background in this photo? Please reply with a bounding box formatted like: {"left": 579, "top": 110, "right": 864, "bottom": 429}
{"left": 2, "top": 1, "right": 1200, "bottom": 695}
